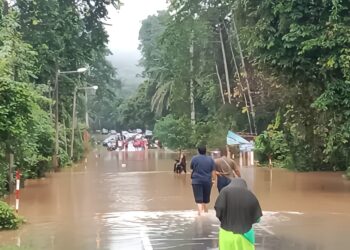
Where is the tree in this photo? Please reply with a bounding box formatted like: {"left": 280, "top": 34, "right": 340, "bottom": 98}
{"left": 237, "top": 0, "right": 350, "bottom": 170}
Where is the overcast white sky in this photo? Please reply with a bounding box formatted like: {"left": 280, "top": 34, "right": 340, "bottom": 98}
{"left": 106, "top": 0, "right": 168, "bottom": 53}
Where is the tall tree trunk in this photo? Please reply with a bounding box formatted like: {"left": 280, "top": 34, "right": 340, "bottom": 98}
{"left": 190, "top": 31, "right": 195, "bottom": 125}
{"left": 224, "top": 22, "right": 253, "bottom": 134}
{"left": 6, "top": 150, "right": 14, "bottom": 193}
{"left": 215, "top": 63, "right": 226, "bottom": 104}
{"left": 231, "top": 14, "right": 257, "bottom": 134}
{"left": 219, "top": 25, "right": 232, "bottom": 104}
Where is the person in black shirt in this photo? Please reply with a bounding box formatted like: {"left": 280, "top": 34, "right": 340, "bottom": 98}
{"left": 214, "top": 178, "right": 262, "bottom": 250}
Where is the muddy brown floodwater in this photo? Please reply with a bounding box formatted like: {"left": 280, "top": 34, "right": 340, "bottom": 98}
{"left": 1, "top": 147, "right": 350, "bottom": 250}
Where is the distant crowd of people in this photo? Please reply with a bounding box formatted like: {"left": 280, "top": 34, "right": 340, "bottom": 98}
{"left": 173, "top": 145, "right": 262, "bottom": 250}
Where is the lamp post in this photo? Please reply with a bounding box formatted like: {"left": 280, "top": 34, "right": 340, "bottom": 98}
{"left": 70, "top": 85, "right": 98, "bottom": 159}
{"left": 53, "top": 67, "right": 88, "bottom": 169}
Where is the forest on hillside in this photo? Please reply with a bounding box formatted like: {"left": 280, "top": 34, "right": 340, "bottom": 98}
{"left": 119, "top": 0, "right": 350, "bottom": 172}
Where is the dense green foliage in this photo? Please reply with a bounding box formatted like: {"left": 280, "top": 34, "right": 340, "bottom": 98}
{"left": 0, "top": 0, "right": 122, "bottom": 197}
{"left": 255, "top": 112, "right": 289, "bottom": 167}
{"left": 115, "top": 0, "right": 350, "bottom": 174}
{"left": 238, "top": 0, "right": 350, "bottom": 171}
{"left": 0, "top": 201, "right": 23, "bottom": 230}
{"left": 120, "top": 3, "right": 280, "bottom": 148}
{"left": 154, "top": 115, "right": 193, "bottom": 149}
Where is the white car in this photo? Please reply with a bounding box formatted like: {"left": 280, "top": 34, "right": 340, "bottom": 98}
{"left": 102, "top": 135, "right": 116, "bottom": 146}
{"left": 110, "top": 130, "right": 117, "bottom": 135}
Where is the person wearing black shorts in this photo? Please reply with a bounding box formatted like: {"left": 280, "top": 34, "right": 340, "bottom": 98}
{"left": 190, "top": 145, "right": 215, "bottom": 215}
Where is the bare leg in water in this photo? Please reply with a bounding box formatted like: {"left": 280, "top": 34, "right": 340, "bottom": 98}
{"left": 203, "top": 204, "right": 208, "bottom": 213}
{"left": 197, "top": 204, "right": 203, "bottom": 215}
{"left": 197, "top": 204, "right": 209, "bottom": 215}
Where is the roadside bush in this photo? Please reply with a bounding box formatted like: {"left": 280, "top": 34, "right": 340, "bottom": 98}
{"left": 191, "top": 121, "right": 227, "bottom": 149}
{"left": 0, "top": 201, "right": 23, "bottom": 230}
{"left": 255, "top": 112, "right": 289, "bottom": 166}
{"left": 345, "top": 167, "right": 350, "bottom": 180}
{"left": 59, "top": 148, "right": 71, "bottom": 167}
{"left": 154, "top": 114, "right": 240, "bottom": 150}
{"left": 72, "top": 135, "right": 85, "bottom": 163}
{"left": 154, "top": 115, "right": 194, "bottom": 149}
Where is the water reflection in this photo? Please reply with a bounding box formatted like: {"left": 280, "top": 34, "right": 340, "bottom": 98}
{"left": 0, "top": 149, "right": 349, "bottom": 249}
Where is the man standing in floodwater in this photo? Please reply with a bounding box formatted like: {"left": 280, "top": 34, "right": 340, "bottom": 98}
{"left": 214, "top": 146, "right": 241, "bottom": 192}
{"left": 190, "top": 145, "right": 216, "bottom": 215}
{"left": 215, "top": 178, "right": 262, "bottom": 250}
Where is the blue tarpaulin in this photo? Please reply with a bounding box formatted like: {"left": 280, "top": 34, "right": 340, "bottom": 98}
{"left": 226, "top": 131, "right": 254, "bottom": 152}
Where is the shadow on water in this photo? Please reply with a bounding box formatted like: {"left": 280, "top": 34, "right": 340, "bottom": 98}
{"left": 0, "top": 149, "right": 349, "bottom": 249}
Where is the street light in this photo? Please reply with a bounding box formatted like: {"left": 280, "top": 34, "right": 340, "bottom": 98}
{"left": 77, "top": 67, "right": 88, "bottom": 73}
{"left": 70, "top": 85, "right": 98, "bottom": 159}
{"left": 58, "top": 67, "right": 88, "bottom": 74}
{"left": 53, "top": 67, "right": 88, "bottom": 169}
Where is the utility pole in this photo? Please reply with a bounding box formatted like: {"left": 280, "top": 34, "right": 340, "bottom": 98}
{"left": 85, "top": 89, "right": 89, "bottom": 128}
{"left": 215, "top": 62, "right": 226, "bottom": 104}
{"left": 53, "top": 69, "right": 59, "bottom": 169}
{"left": 232, "top": 13, "right": 257, "bottom": 134}
{"left": 219, "top": 25, "right": 232, "bottom": 104}
{"left": 53, "top": 67, "right": 88, "bottom": 163}
{"left": 223, "top": 22, "right": 253, "bottom": 134}
{"left": 190, "top": 31, "right": 195, "bottom": 125}
{"left": 62, "top": 104, "right": 68, "bottom": 153}
{"left": 70, "top": 87, "right": 77, "bottom": 159}
{"left": 70, "top": 85, "right": 97, "bottom": 159}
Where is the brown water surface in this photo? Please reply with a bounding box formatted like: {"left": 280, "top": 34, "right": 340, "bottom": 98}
{"left": 0, "top": 148, "right": 349, "bottom": 249}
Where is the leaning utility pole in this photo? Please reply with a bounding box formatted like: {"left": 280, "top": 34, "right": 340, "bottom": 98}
{"left": 215, "top": 62, "right": 226, "bottom": 104}
{"left": 232, "top": 13, "right": 257, "bottom": 134}
{"left": 223, "top": 22, "right": 253, "bottom": 134}
{"left": 219, "top": 25, "right": 232, "bottom": 104}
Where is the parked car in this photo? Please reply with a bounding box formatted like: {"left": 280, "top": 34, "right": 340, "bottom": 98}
{"left": 102, "top": 135, "right": 115, "bottom": 146}
{"left": 102, "top": 128, "right": 109, "bottom": 135}
{"left": 110, "top": 130, "right": 117, "bottom": 135}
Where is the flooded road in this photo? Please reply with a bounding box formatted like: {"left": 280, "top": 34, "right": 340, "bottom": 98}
{"left": 1, "top": 147, "right": 350, "bottom": 249}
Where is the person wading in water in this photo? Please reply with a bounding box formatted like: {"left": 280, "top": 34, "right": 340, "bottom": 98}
{"left": 214, "top": 146, "right": 241, "bottom": 192}
{"left": 190, "top": 145, "right": 215, "bottom": 215}
{"left": 215, "top": 178, "right": 262, "bottom": 250}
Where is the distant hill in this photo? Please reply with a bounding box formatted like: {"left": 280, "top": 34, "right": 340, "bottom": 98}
{"left": 107, "top": 50, "right": 144, "bottom": 96}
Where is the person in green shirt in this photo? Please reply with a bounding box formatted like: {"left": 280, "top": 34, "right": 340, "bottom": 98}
{"left": 214, "top": 178, "right": 262, "bottom": 250}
